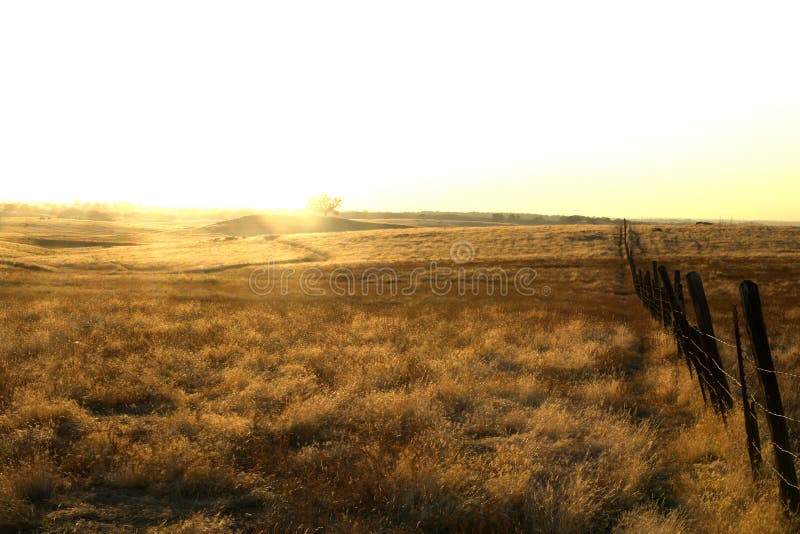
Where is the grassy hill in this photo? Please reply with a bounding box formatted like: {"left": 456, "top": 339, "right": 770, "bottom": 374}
{"left": 205, "top": 214, "right": 407, "bottom": 236}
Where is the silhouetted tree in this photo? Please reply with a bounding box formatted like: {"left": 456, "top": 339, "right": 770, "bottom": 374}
{"left": 307, "top": 194, "right": 343, "bottom": 216}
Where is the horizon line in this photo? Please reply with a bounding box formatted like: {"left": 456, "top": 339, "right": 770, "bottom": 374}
{"left": 1, "top": 199, "right": 798, "bottom": 225}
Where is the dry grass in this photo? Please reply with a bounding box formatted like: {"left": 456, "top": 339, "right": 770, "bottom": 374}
{"left": 1, "top": 217, "right": 618, "bottom": 272}
{"left": 0, "top": 220, "right": 798, "bottom": 531}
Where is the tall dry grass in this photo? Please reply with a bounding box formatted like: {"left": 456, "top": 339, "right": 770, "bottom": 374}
{"left": 0, "top": 222, "right": 797, "bottom": 531}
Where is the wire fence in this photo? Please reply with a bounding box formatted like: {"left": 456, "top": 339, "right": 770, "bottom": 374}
{"left": 621, "top": 220, "right": 800, "bottom": 512}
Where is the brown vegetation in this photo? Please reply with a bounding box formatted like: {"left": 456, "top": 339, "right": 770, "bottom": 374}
{"left": 0, "top": 220, "right": 798, "bottom": 531}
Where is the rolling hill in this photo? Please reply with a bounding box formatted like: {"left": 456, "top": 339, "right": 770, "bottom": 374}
{"left": 205, "top": 214, "right": 407, "bottom": 236}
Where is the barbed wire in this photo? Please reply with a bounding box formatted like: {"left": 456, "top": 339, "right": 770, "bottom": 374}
{"left": 682, "top": 333, "right": 741, "bottom": 390}
{"left": 625, "top": 226, "right": 800, "bottom": 395}
{"left": 751, "top": 398, "right": 800, "bottom": 426}
{"left": 647, "top": 291, "right": 800, "bottom": 382}
{"left": 670, "top": 319, "right": 800, "bottom": 429}
{"left": 623, "top": 223, "right": 800, "bottom": 499}
{"left": 626, "top": 248, "right": 800, "bottom": 383}
{"left": 741, "top": 439, "right": 800, "bottom": 492}
{"left": 628, "top": 263, "right": 800, "bottom": 424}
{"left": 769, "top": 464, "right": 800, "bottom": 492}
{"left": 768, "top": 439, "right": 800, "bottom": 464}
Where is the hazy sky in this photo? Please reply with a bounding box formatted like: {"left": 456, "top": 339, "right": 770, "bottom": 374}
{"left": 2, "top": 2, "right": 799, "bottom": 220}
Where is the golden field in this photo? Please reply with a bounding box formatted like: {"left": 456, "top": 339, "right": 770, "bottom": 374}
{"left": 1, "top": 217, "right": 799, "bottom": 532}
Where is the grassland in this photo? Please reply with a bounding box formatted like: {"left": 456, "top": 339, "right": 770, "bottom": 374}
{"left": 1, "top": 216, "right": 799, "bottom": 532}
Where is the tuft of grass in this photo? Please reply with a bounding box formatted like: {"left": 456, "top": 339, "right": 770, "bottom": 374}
{"left": 8, "top": 457, "right": 62, "bottom": 503}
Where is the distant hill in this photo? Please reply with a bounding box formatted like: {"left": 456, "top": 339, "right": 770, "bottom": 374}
{"left": 340, "top": 210, "right": 624, "bottom": 226}
{"left": 205, "top": 214, "right": 407, "bottom": 236}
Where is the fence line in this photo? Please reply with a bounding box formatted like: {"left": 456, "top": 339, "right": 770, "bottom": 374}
{"left": 622, "top": 219, "right": 800, "bottom": 514}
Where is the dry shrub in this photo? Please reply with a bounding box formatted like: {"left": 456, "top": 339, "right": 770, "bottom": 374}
{"left": 0, "top": 455, "right": 63, "bottom": 529}
{"left": 150, "top": 513, "right": 235, "bottom": 533}
{"left": 348, "top": 390, "right": 441, "bottom": 445}
{"left": 10, "top": 458, "right": 61, "bottom": 503}
{"left": 614, "top": 505, "right": 687, "bottom": 533}
{"left": 110, "top": 437, "right": 241, "bottom": 497}
{"left": 11, "top": 396, "right": 91, "bottom": 437}
{"left": 274, "top": 394, "right": 341, "bottom": 449}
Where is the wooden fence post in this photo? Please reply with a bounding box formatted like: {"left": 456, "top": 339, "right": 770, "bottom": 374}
{"left": 627, "top": 245, "right": 637, "bottom": 290}
{"left": 638, "top": 269, "right": 644, "bottom": 304}
{"left": 652, "top": 261, "right": 663, "bottom": 324}
{"left": 686, "top": 272, "right": 733, "bottom": 413}
{"left": 656, "top": 266, "right": 682, "bottom": 359}
{"left": 658, "top": 267, "right": 706, "bottom": 400}
{"left": 653, "top": 261, "right": 671, "bottom": 329}
{"left": 740, "top": 281, "right": 800, "bottom": 512}
{"left": 660, "top": 283, "right": 671, "bottom": 329}
{"left": 687, "top": 326, "right": 711, "bottom": 406}
{"left": 623, "top": 218, "right": 627, "bottom": 247}
{"left": 625, "top": 229, "right": 637, "bottom": 290}
{"left": 675, "top": 270, "right": 687, "bottom": 319}
{"left": 648, "top": 272, "right": 658, "bottom": 318}
{"left": 733, "top": 304, "right": 762, "bottom": 479}
{"left": 673, "top": 270, "right": 684, "bottom": 358}
{"left": 644, "top": 271, "right": 653, "bottom": 314}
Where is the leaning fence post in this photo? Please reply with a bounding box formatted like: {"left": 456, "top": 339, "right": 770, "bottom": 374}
{"left": 686, "top": 272, "right": 733, "bottom": 413}
{"left": 733, "top": 304, "right": 762, "bottom": 480}
{"left": 657, "top": 266, "right": 681, "bottom": 359}
{"left": 652, "top": 261, "right": 670, "bottom": 329}
{"left": 740, "top": 281, "right": 800, "bottom": 513}
{"left": 637, "top": 268, "right": 642, "bottom": 299}
{"left": 623, "top": 219, "right": 627, "bottom": 251}
{"left": 639, "top": 268, "right": 647, "bottom": 306}
{"left": 674, "top": 269, "right": 692, "bottom": 379}
{"left": 627, "top": 248, "right": 638, "bottom": 291}
{"left": 675, "top": 271, "right": 687, "bottom": 319}
{"left": 658, "top": 267, "right": 704, "bottom": 396}
{"left": 626, "top": 237, "right": 638, "bottom": 291}
{"left": 673, "top": 270, "right": 684, "bottom": 358}
{"left": 648, "top": 271, "right": 658, "bottom": 318}
{"left": 687, "top": 326, "right": 711, "bottom": 406}
{"left": 652, "top": 261, "right": 663, "bottom": 324}
{"left": 660, "top": 284, "right": 671, "bottom": 329}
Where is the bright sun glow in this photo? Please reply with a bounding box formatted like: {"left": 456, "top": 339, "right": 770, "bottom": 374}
{"left": 1, "top": 1, "right": 799, "bottom": 219}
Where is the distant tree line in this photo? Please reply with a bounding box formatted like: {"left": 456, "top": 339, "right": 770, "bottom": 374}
{"left": 491, "top": 213, "right": 519, "bottom": 222}
{"left": 340, "top": 210, "right": 623, "bottom": 226}
{"left": 2, "top": 201, "right": 625, "bottom": 227}
{"left": 0, "top": 201, "right": 119, "bottom": 221}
